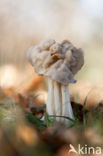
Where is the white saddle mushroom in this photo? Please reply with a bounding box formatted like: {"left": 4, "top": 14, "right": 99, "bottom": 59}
{"left": 27, "top": 39, "right": 84, "bottom": 125}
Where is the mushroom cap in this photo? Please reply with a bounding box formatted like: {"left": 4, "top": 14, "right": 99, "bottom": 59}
{"left": 27, "top": 38, "right": 84, "bottom": 85}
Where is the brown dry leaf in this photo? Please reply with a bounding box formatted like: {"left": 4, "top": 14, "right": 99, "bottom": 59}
{"left": 23, "top": 74, "right": 43, "bottom": 93}
{"left": 16, "top": 124, "right": 38, "bottom": 146}
{"left": 70, "top": 82, "right": 103, "bottom": 108}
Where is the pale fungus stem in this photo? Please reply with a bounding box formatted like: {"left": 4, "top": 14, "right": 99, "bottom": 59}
{"left": 47, "top": 78, "right": 74, "bottom": 124}
{"left": 54, "top": 80, "right": 62, "bottom": 121}
{"left": 61, "top": 85, "right": 74, "bottom": 123}
{"left": 47, "top": 79, "right": 55, "bottom": 116}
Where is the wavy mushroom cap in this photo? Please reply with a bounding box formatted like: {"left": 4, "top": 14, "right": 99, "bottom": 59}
{"left": 27, "top": 39, "right": 84, "bottom": 85}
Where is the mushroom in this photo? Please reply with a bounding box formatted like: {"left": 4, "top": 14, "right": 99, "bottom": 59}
{"left": 27, "top": 39, "right": 84, "bottom": 124}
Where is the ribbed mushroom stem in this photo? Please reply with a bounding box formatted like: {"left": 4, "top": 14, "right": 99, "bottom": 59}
{"left": 47, "top": 78, "right": 74, "bottom": 124}
{"left": 61, "top": 85, "right": 74, "bottom": 123}
{"left": 54, "top": 81, "right": 62, "bottom": 121}
{"left": 47, "top": 79, "right": 55, "bottom": 115}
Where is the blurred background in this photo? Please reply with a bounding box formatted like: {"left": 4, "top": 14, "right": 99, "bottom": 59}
{"left": 0, "top": 0, "right": 103, "bottom": 105}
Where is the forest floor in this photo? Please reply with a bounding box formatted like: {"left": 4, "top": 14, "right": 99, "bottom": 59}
{"left": 0, "top": 87, "right": 103, "bottom": 156}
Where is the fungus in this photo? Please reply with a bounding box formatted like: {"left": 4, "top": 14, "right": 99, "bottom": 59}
{"left": 27, "top": 39, "right": 84, "bottom": 124}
